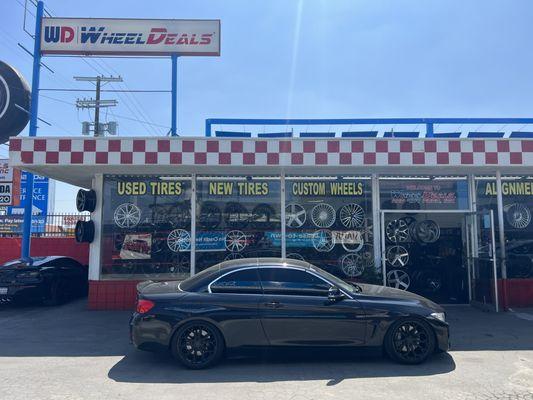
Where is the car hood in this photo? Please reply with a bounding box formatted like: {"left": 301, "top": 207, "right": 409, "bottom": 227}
{"left": 137, "top": 280, "right": 183, "bottom": 296}
{"left": 358, "top": 283, "right": 443, "bottom": 312}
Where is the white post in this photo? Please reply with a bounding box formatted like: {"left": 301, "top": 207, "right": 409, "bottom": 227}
{"left": 88, "top": 174, "right": 103, "bottom": 281}
{"left": 190, "top": 174, "right": 196, "bottom": 276}
{"left": 280, "top": 173, "right": 286, "bottom": 258}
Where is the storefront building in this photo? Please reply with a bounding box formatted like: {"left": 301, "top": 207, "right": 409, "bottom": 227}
{"left": 8, "top": 135, "right": 533, "bottom": 310}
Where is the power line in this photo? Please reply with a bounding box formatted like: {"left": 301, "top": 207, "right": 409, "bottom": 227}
{"left": 40, "top": 88, "right": 171, "bottom": 93}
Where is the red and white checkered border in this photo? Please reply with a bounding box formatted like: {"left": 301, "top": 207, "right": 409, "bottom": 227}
{"left": 8, "top": 137, "right": 533, "bottom": 167}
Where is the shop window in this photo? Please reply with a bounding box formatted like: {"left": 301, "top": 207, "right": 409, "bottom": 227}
{"left": 477, "top": 177, "right": 533, "bottom": 279}
{"left": 100, "top": 176, "right": 192, "bottom": 279}
{"left": 195, "top": 177, "right": 281, "bottom": 272}
{"left": 284, "top": 177, "right": 377, "bottom": 284}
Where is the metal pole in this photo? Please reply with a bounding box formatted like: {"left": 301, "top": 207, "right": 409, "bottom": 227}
{"left": 21, "top": 0, "right": 44, "bottom": 260}
{"left": 280, "top": 173, "right": 286, "bottom": 258}
{"left": 94, "top": 76, "right": 101, "bottom": 136}
{"left": 495, "top": 170, "right": 508, "bottom": 310}
{"left": 171, "top": 54, "right": 178, "bottom": 136}
{"left": 426, "top": 123, "right": 434, "bottom": 138}
{"left": 489, "top": 210, "right": 499, "bottom": 312}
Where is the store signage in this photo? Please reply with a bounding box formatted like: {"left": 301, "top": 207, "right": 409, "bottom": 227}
{"left": 482, "top": 181, "right": 533, "bottom": 196}
{"left": 207, "top": 181, "right": 271, "bottom": 196}
{"left": 41, "top": 18, "right": 221, "bottom": 56}
{"left": 290, "top": 181, "right": 365, "bottom": 196}
{"left": 196, "top": 231, "right": 226, "bottom": 251}
{"left": 116, "top": 180, "right": 183, "bottom": 196}
{"left": 0, "top": 183, "right": 13, "bottom": 206}
{"left": 0, "top": 160, "right": 13, "bottom": 182}
{"left": 0, "top": 215, "right": 46, "bottom": 234}
{"left": 0, "top": 159, "right": 20, "bottom": 207}
{"left": 9, "top": 173, "right": 50, "bottom": 216}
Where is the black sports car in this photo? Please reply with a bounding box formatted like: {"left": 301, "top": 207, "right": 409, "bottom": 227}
{"left": 0, "top": 256, "right": 88, "bottom": 305}
{"left": 131, "top": 258, "right": 449, "bottom": 369}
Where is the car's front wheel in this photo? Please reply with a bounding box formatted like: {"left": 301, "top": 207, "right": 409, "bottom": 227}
{"left": 171, "top": 321, "right": 225, "bottom": 369}
{"left": 384, "top": 318, "right": 435, "bottom": 364}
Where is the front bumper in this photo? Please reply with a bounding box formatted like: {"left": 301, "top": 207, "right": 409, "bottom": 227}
{"left": 427, "top": 319, "right": 450, "bottom": 352}
{"left": 0, "top": 284, "right": 44, "bottom": 304}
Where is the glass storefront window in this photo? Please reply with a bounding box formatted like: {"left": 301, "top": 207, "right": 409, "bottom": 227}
{"left": 101, "top": 176, "right": 192, "bottom": 279}
{"left": 380, "top": 177, "right": 469, "bottom": 210}
{"left": 195, "top": 177, "right": 281, "bottom": 272}
{"left": 284, "top": 177, "right": 378, "bottom": 284}
{"left": 477, "top": 177, "right": 533, "bottom": 279}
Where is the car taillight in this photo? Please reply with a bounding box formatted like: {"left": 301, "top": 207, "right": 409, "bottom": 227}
{"left": 136, "top": 299, "right": 155, "bottom": 314}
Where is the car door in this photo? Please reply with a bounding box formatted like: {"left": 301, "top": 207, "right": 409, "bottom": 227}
{"left": 208, "top": 267, "right": 269, "bottom": 347}
{"left": 258, "top": 267, "right": 367, "bottom": 347}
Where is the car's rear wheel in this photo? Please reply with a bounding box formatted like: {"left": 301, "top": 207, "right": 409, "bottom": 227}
{"left": 384, "top": 318, "right": 435, "bottom": 364}
{"left": 171, "top": 321, "right": 224, "bottom": 369}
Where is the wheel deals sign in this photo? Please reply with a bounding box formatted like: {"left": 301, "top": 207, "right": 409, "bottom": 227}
{"left": 41, "top": 18, "right": 221, "bottom": 56}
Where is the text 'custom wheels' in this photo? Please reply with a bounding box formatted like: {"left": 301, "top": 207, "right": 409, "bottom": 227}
{"left": 172, "top": 321, "right": 225, "bottom": 369}
{"left": 385, "top": 319, "right": 435, "bottom": 364}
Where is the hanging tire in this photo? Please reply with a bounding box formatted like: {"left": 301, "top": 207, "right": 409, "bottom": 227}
{"left": 76, "top": 189, "right": 97, "bottom": 212}
{"left": 0, "top": 61, "right": 30, "bottom": 144}
{"left": 75, "top": 220, "right": 95, "bottom": 243}
{"left": 384, "top": 318, "right": 436, "bottom": 364}
{"left": 171, "top": 321, "right": 225, "bottom": 369}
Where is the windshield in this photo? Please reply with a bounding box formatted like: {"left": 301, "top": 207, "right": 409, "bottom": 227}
{"left": 308, "top": 264, "right": 361, "bottom": 296}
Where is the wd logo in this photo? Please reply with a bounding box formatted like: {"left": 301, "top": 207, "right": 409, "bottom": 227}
{"left": 44, "top": 26, "right": 75, "bottom": 43}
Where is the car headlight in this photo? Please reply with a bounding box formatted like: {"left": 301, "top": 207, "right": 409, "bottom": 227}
{"left": 430, "top": 312, "right": 446, "bottom": 323}
{"left": 16, "top": 271, "right": 41, "bottom": 281}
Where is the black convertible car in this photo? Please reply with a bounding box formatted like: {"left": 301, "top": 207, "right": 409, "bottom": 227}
{"left": 0, "top": 256, "right": 88, "bottom": 305}
{"left": 131, "top": 258, "right": 449, "bottom": 369}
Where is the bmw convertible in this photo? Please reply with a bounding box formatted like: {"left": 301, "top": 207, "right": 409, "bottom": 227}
{"left": 130, "top": 258, "right": 449, "bottom": 369}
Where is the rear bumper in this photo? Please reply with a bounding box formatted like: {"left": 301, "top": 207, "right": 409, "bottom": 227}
{"left": 130, "top": 312, "right": 171, "bottom": 352}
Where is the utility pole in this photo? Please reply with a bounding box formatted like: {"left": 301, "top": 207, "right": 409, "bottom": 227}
{"left": 75, "top": 75, "right": 121, "bottom": 136}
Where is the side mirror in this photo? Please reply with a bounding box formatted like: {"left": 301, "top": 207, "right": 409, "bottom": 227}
{"left": 328, "top": 286, "right": 344, "bottom": 302}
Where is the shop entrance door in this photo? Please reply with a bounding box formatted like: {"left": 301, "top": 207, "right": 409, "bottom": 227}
{"left": 467, "top": 210, "right": 499, "bottom": 312}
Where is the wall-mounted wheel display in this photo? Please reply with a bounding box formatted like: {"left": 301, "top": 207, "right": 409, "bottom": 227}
{"left": 339, "top": 253, "right": 364, "bottom": 277}
{"left": 386, "top": 219, "right": 410, "bottom": 242}
{"left": 338, "top": 203, "right": 365, "bottom": 229}
{"left": 198, "top": 202, "right": 222, "bottom": 229}
{"left": 286, "top": 253, "right": 305, "bottom": 261}
{"left": 114, "top": 203, "right": 141, "bottom": 229}
{"left": 412, "top": 220, "right": 440, "bottom": 243}
{"left": 152, "top": 203, "right": 191, "bottom": 228}
{"left": 359, "top": 244, "right": 375, "bottom": 268}
{"left": 505, "top": 203, "right": 531, "bottom": 229}
{"left": 224, "top": 202, "right": 249, "bottom": 229}
{"left": 285, "top": 203, "right": 306, "bottom": 228}
{"left": 386, "top": 245, "right": 410, "bottom": 267}
{"left": 250, "top": 203, "right": 277, "bottom": 229}
{"left": 311, "top": 203, "right": 336, "bottom": 228}
{"left": 75, "top": 220, "right": 95, "bottom": 243}
{"left": 386, "top": 269, "right": 411, "bottom": 290}
{"left": 76, "top": 189, "right": 97, "bottom": 213}
{"left": 167, "top": 229, "right": 191, "bottom": 252}
{"left": 312, "top": 229, "right": 335, "bottom": 252}
{"left": 225, "top": 230, "right": 247, "bottom": 252}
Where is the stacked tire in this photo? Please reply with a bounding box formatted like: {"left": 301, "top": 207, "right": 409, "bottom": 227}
{"left": 75, "top": 189, "right": 97, "bottom": 243}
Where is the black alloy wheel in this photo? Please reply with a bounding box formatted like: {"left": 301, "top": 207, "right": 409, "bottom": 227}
{"left": 198, "top": 202, "right": 222, "bottom": 229}
{"left": 250, "top": 203, "right": 277, "bottom": 230}
{"left": 172, "top": 321, "right": 225, "bottom": 369}
{"left": 76, "top": 189, "right": 97, "bottom": 212}
{"left": 385, "top": 319, "right": 435, "bottom": 364}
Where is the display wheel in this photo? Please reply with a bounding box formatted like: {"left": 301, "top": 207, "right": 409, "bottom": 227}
{"left": 399, "top": 216, "right": 416, "bottom": 227}
{"left": 225, "top": 230, "right": 247, "bottom": 252}
{"left": 413, "top": 220, "right": 440, "bottom": 243}
{"left": 339, "top": 253, "right": 364, "bottom": 278}
{"left": 114, "top": 203, "right": 141, "bottom": 229}
{"left": 251, "top": 203, "right": 277, "bottom": 229}
{"left": 339, "top": 203, "right": 365, "bottom": 229}
{"left": 75, "top": 220, "right": 95, "bottom": 243}
{"left": 505, "top": 203, "right": 531, "bottom": 229}
{"left": 285, "top": 203, "right": 306, "bottom": 228}
{"left": 341, "top": 231, "right": 364, "bottom": 252}
{"left": 198, "top": 202, "right": 222, "bottom": 230}
{"left": 359, "top": 244, "right": 375, "bottom": 268}
{"left": 386, "top": 245, "right": 409, "bottom": 267}
{"left": 224, "top": 202, "right": 249, "bottom": 229}
{"left": 167, "top": 229, "right": 191, "bottom": 252}
{"left": 361, "top": 218, "right": 373, "bottom": 242}
{"left": 286, "top": 253, "right": 305, "bottom": 261}
{"left": 76, "top": 189, "right": 97, "bottom": 213}
{"left": 224, "top": 252, "right": 244, "bottom": 261}
{"left": 312, "top": 229, "right": 335, "bottom": 252}
{"left": 168, "top": 255, "right": 191, "bottom": 275}
{"left": 386, "top": 219, "right": 410, "bottom": 242}
{"left": 386, "top": 269, "right": 411, "bottom": 290}
{"left": 311, "top": 203, "right": 336, "bottom": 228}
{"left": 170, "top": 203, "right": 192, "bottom": 228}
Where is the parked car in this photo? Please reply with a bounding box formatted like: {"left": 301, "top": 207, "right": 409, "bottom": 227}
{"left": 0, "top": 256, "right": 88, "bottom": 305}
{"left": 130, "top": 258, "right": 449, "bottom": 369}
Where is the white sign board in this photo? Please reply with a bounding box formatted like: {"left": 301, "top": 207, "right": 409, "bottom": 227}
{"left": 0, "top": 183, "right": 13, "bottom": 206}
{"left": 0, "top": 160, "right": 13, "bottom": 182}
{"left": 41, "top": 18, "right": 221, "bottom": 56}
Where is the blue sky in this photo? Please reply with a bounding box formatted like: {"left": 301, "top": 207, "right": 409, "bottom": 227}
{"left": 1, "top": 0, "right": 533, "bottom": 211}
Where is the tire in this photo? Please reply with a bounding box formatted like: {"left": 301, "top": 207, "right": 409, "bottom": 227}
{"left": 76, "top": 189, "right": 97, "bottom": 212}
{"left": 0, "top": 61, "right": 31, "bottom": 144}
{"left": 384, "top": 318, "right": 436, "bottom": 364}
{"left": 43, "top": 280, "right": 63, "bottom": 306}
{"left": 75, "top": 220, "right": 95, "bottom": 243}
{"left": 171, "top": 321, "right": 225, "bottom": 369}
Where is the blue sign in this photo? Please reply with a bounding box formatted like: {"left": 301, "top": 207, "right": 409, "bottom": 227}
{"left": 196, "top": 231, "right": 226, "bottom": 252}
{"left": 264, "top": 231, "right": 315, "bottom": 248}
{"left": 8, "top": 172, "right": 50, "bottom": 216}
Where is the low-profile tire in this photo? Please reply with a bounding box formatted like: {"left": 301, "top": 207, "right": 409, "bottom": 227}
{"left": 76, "top": 189, "right": 97, "bottom": 212}
{"left": 171, "top": 321, "right": 225, "bottom": 369}
{"left": 384, "top": 318, "right": 435, "bottom": 364}
{"left": 43, "top": 281, "right": 63, "bottom": 306}
{"left": 75, "top": 220, "right": 95, "bottom": 243}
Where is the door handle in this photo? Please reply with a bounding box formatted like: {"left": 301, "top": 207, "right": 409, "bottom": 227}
{"left": 264, "top": 301, "right": 282, "bottom": 308}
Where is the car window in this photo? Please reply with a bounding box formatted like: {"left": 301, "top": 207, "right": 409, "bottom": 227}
{"left": 210, "top": 268, "right": 262, "bottom": 294}
{"left": 258, "top": 267, "right": 330, "bottom": 297}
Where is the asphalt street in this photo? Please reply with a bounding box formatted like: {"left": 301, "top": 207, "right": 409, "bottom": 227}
{"left": 0, "top": 300, "right": 532, "bottom": 400}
